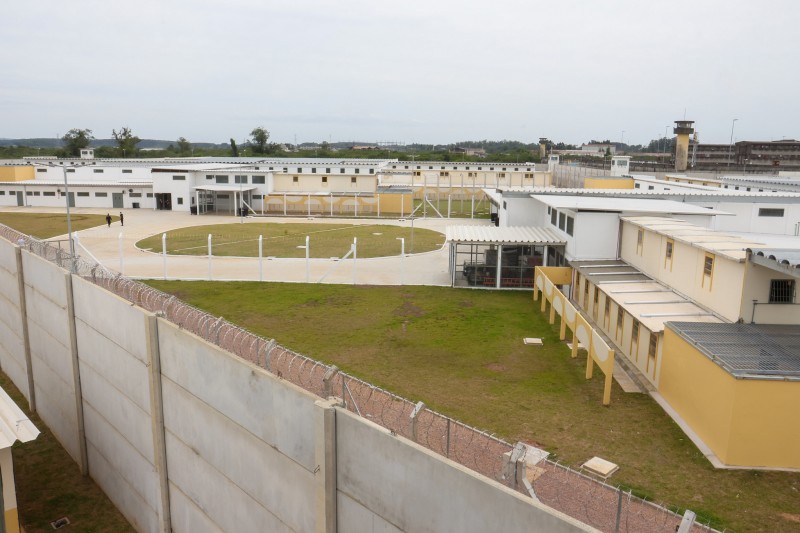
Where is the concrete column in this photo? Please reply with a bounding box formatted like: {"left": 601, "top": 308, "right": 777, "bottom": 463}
{"left": 147, "top": 316, "right": 172, "bottom": 533}
{"left": 496, "top": 245, "right": 503, "bottom": 289}
{"left": 14, "top": 247, "right": 35, "bottom": 413}
{"left": 314, "top": 397, "right": 341, "bottom": 533}
{"left": 65, "top": 274, "right": 89, "bottom": 476}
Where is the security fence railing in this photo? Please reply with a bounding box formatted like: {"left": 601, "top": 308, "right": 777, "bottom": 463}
{"left": 1, "top": 225, "right": 724, "bottom": 533}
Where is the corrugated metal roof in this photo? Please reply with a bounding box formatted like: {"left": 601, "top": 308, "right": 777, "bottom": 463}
{"left": 622, "top": 216, "right": 766, "bottom": 261}
{"left": 748, "top": 248, "right": 800, "bottom": 269}
{"left": 0, "top": 386, "right": 38, "bottom": 450}
{"left": 9, "top": 180, "right": 153, "bottom": 187}
{"left": 668, "top": 322, "right": 800, "bottom": 380}
{"left": 446, "top": 225, "right": 566, "bottom": 245}
{"left": 497, "top": 186, "right": 800, "bottom": 199}
{"left": 531, "top": 195, "right": 730, "bottom": 215}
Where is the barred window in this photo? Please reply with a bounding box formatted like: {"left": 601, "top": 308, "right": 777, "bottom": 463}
{"left": 648, "top": 333, "right": 658, "bottom": 358}
{"left": 769, "top": 279, "right": 795, "bottom": 303}
{"left": 758, "top": 208, "right": 784, "bottom": 217}
{"left": 703, "top": 255, "right": 714, "bottom": 277}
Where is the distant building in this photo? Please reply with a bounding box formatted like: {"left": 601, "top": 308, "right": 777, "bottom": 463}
{"left": 580, "top": 143, "right": 616, "bottom": 156}
{"left": 688, "top": 139, "right": 800, "bottom": 171}
{"left": 450, "top": 147, "right": 487, "bottom": 158}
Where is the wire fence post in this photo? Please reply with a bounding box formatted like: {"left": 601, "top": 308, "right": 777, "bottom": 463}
{"left": 207, "top": 234, "right": 212, "bottom": 281}
{"left": 161, "top": 233, "right": 167, "bottom": 280}
{"left": 615, "top": 487, "right": 623, "bottom": 533}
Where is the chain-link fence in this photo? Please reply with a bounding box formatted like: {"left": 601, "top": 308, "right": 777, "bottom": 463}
{"left": 1, "top": 225, "right": 724, "bottom": 533}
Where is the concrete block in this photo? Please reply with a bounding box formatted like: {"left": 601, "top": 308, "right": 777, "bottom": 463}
{"left": 167, "top": 484, "right": 225, "bottom": 533}
{"left": 22, "top": 252, "right": 67, "bottom": 306}
{"left": 338, "top": 493, "right": 402, "bottom": 533}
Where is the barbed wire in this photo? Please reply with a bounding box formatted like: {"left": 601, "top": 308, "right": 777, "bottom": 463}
{"left": 0, "top": 224, "right": 724, "bottom": 533}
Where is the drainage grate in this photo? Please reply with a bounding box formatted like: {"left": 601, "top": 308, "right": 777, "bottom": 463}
{"left": 51, "top": 517, "right": 70, "bottom": 529}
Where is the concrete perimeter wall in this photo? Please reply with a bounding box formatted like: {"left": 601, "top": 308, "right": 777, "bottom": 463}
{"left": 0, "top": 235, "right": 593, "bottom": 533}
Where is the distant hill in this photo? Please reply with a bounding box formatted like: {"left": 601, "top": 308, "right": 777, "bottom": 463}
{"left": 0, "top": 138, "right": 229, "bottom": 149}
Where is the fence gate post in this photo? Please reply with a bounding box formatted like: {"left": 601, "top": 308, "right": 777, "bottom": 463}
{"left": 410, "top": 401, "right": 425, "bottom": 442}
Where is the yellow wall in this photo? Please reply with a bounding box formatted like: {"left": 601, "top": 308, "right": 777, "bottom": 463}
{"left": 0, "top": 166, "right": 34, "bottom": 182}
{"left": 660, "top": 327, "right": 800, "bottom": 469}
{"left": 584, "top": 177, "right": 634, "bottom": 189}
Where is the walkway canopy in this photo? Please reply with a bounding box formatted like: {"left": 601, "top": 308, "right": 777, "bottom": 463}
{"left": 446, "top": 225, "right": 566, "bottom": 289}
{"left": 193, "top": 184, "right": 257, "bottom": 215}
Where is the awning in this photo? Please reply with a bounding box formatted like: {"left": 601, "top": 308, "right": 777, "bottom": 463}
{"left": 446, "top": 226, "right": 566, "bottom": 245}
{"left": 193, "top": 185, "right": 257, "bottom": 192}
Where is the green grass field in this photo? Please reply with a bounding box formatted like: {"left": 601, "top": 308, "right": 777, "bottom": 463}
{"left": 0, "top": 213, "right": 115, "bottom": 239}
{"left": 136, "top": 222, "right": 445, "bottom": 258}
{"left": 146, "top": 280, "right": 800, "bottom": 533}
{"left": 0, "top": 372, "right": 134, "bottom": 532}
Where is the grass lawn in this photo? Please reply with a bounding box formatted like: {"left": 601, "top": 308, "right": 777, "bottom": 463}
{"left": 146, "top": 280, "right": 800, "bottom": 533}
{"left": 136, "top": 222, "right": 445, "bottom": 258}
{"left": 412, "top": 197, "right": 492, "bottom": 219}
{"left": 0, "top": 213, "right": 115, "bottom": 239}
{"left": 0, "top": 372, "right": 134, "bottom": 532}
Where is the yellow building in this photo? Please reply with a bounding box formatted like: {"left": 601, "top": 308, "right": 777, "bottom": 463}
{"left": 659, "top": 322, "right": 800, "bottom": 469}
{"left": 0, "top": 165, "right": 34, "bottom": 182}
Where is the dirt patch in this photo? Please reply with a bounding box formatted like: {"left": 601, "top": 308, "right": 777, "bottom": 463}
{"left": 394, "top": 301, "right": 425, "bottom": 318}
{"left": 781, "top": 513, "right": 800, "bottom": 524}
{"left": 486, "top": 362, "right": 508, "bottom": 372}
{"left": 459, "top": 300, "right": 475, "bottom": 308}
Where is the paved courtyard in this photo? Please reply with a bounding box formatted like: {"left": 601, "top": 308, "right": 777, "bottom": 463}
{"left": 11, "top": 207, "right": 490, "bottom": 286}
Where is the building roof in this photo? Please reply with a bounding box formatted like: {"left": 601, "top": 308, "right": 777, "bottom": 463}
{"left": 622, "top": 216, "right": 766, "bottom": 262}
{"left": 571, "top": 260, "right": 723, "bottom": 332}
{"left": 0, "top": 386, "right": 39, "bottom": 450}
{"left": 531, "top": 195, "right": 730, "bottom": 215}
{"left": 748, "top": 248, "right": 800, "bottom": 269}
{"left": 193, "top": 184, "right": 257, "bottom": 192}
{"left": 668, "top": 322, "right": 800, "bottom": 380}
{"left": 9, "top": 180, "right": 153, "bottom": 187}
{"left": 510, "top": 185, "right": 800, "bottom": 200}
{"left": 446, "top": 225, "right": 566, "bottom": 245}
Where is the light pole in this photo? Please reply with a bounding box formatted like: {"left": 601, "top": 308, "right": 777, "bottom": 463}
{"left": 727, "top": 118, "right": 739, "bottom": 169}
{"left": 34, "top": 162, "right": 76, "bottom": 272}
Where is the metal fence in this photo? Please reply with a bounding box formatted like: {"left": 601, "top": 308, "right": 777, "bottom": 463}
{"left": 1, "top": 225, "right": 724, "bottom": 533}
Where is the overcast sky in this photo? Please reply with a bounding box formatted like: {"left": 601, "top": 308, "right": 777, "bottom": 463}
{"left": 2, "top": 0, "right": 798, "bottom": 146}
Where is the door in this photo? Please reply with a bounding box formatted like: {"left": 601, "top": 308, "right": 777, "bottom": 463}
{"left": 67, "top": 192, "right": 75, "bottom": 208}
{"left": 16, "top": 191, "right": 23, "bottom": 206}
{"left": 112, "top": 193, "right": 124, "bottom": 208}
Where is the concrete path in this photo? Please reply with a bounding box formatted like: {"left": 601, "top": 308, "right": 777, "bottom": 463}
{"left": 9, "top": 207, "right": 490, "bottom": 286}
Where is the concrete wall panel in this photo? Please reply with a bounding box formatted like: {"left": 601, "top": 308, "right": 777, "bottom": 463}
{"left": 338, "top": 493, "right": 403, "bottom": 533}
{"left": 84, "top": 425, "right": 159, "bottom": 533}
{"left": 167, "top": 486, "right": 225, "bottom": 533}
{"left": 157, "top": 320, "right": 317, "bottom": 470}
{"left": 21, "top": 252, "right": 67, "bottom": 307}
{"left": 162, "top": 377, "right": 316, "bottom": 533}
{"left": 165, "top": 432, "right": 294, "bottom": 533}
{"left": 336, "top": 410, "right": 591, "bottom": 533}
{"left": 72, "top": 276, "right": 149, "bottom": 364}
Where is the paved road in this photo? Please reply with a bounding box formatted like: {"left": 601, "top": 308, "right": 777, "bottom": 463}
{"left": 9, "top": 207, "right": 490, "bottom": 286}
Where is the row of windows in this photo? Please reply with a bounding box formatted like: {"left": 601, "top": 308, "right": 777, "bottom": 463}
{"left": 1, "top": 191, "right": 152, "bottom": 198}
{"left": 391, "top": 165, "right": 533, "bottom": 171}
{"left": 291, "top": 176, "right": 357, "bottom": 184}
{"left": 549, "top": 208, "right": 574, "bottom": 236}
{"left": 205, "top": 175, "right": 266, "bottom": 184}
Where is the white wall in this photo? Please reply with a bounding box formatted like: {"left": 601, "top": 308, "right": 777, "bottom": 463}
{"left": 0, "top": 244, "right": 28, "bottom": 401}
{"left": 570, "top": 213, "right": 620, "bottom": 260}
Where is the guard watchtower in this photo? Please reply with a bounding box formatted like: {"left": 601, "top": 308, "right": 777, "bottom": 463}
{"left": 673, "top": 120, "right": 695, "bottom": 171}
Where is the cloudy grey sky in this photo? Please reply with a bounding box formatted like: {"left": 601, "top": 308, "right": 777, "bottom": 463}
{"left": 2, "top": 0, "right": 798, "bottom": 146}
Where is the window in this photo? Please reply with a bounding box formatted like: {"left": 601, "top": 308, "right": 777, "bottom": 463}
{"left": 636, "top": 229, "right": 644, "bottom": 255}
{"left": 355, "top": 168, "right": 360, "bottom": 174}
{"left": 234, "top": 175, "right": 247, "bottom": 184}
{"left": 616, "top": 306, "right": 624, "bottom": 339}
{"left": 340, "top": 168, "right": 345, "bottom": 174}
{"left": 702, "top": 254, "right": 714, "bottom": 288}
{"left": 312, "top": 168, "right": 317, "bottom": 174}
{"left": 122, "top": 169, "right": 132, "bottom": 174}
{"left": 129, "top": 193, "right": 142, "bottom": 197}
{"left": 631, "top": 319, "right": 641, "bottom": 359}
{"left": 147, "top": 193, "right": 153, "bottom": 197}
{"left": 217, "top": 194, "right": 230, "bottom": 199}
{"left": 665, "top": 239, "right": 674, "bottom": 269}
{"left": 558, "top": 212, "right": 566, "bottom": 231}
{"left": 32, "top": 191, "right": 41, "bottom": 196}
{"left": 177, "top": 197, "right": 184, "bottom": 205}
{"left": 604, "top": 297, "right": 610, "bottom": 326}
{"left": 583, "top": 279, "right": 589, "bottom": 304}
{"left": 369, "top": 169, "right": 374, "bottom": 174}
{"left": 293, "top": 176, "right": 299, "bottom": 183}
{"left": 566, "top": 216, "right": 574, "bottom": 236}
{"left": 498, "top": 173, "right": 506, "bottom": 178}
{"left": 351, "top": 177, "right": 357, "bottom": 184}
{"left": 326, "top": 168, "right": 331, "bottom": 173}
{"left": 550, "top": 209, "right": 558, "bottom": 226}
{"left": 36, "top": 168, "right": 47, "bottom": 173}
{"left": 252, "top": 176, "right": 265, "bottom": 184}
{"left": 216, "top": 175, "right": 229, "bottom": 184}
{"left": 206, "top": 175, "right": 214, "bottom": 180}
{"left": 26, "top": 191, "right": 33, "bottom": 196}
{"left": 769, "top": 279, "right": 795, "bottom": 303}
{"left": 172, "top": 175, "right": 186, "bottom": 181}
{"left": 647, "top": 333, "right": 658, "bottom": 372}
{"left": 43, "top": 191, "right": 56, "bottom": 197}
{"left": 66, "top": 168, "right": 75, "bottom": 173}
{"left": 634, "top": 183, "right": 640, "bottom": 189}
{"left": 93, "top": 169, "right": 104, "bottom": 173}
{"left": 758, "top": 208, "right": 785, "bottom": 217}
{"left": 297, "top": 168, "right": 303, "bottom": 173}
{"left": 0, "top": 191, "right": 4, "bottom": 195}
{"left": 95, "top": 192, "right": 108, "bottom": 197}
{"left": 77, "top": 192, "right": 90, "bottom": 197}
{"left": 322, "top": 176, "right": 328, "bottom": 184}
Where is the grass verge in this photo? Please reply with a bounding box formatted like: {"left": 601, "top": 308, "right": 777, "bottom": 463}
{"left": 135, "top": 222, "right": 444, "bottom": 258}
{"left": 145, "top": 280, "right": 800, "bottom": 533}
{"left": 0, "top": 213, "right": 115, "bottom": 239}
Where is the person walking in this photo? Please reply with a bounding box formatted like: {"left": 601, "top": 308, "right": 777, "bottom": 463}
{"left": 120, "top": 212, "right": 124, "bottom": 226}
{"left": 106, "top": 213, "right": 112, "bottom": 227}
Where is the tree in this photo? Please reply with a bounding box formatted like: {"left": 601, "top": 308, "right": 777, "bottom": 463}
{"left": 250, "top": 127, "right": 270, "bottom": 154}
{"left": 230, "top": 138, "right": 239, "bottom": 157}
{"left": 61, "top": 128, "right": 94, "bottom": 157}
{"left": 177, "top": 137, "right": 191, "bottom": 155}
{"left": 112, "top": 127, "right": 141, "bottom": 157}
